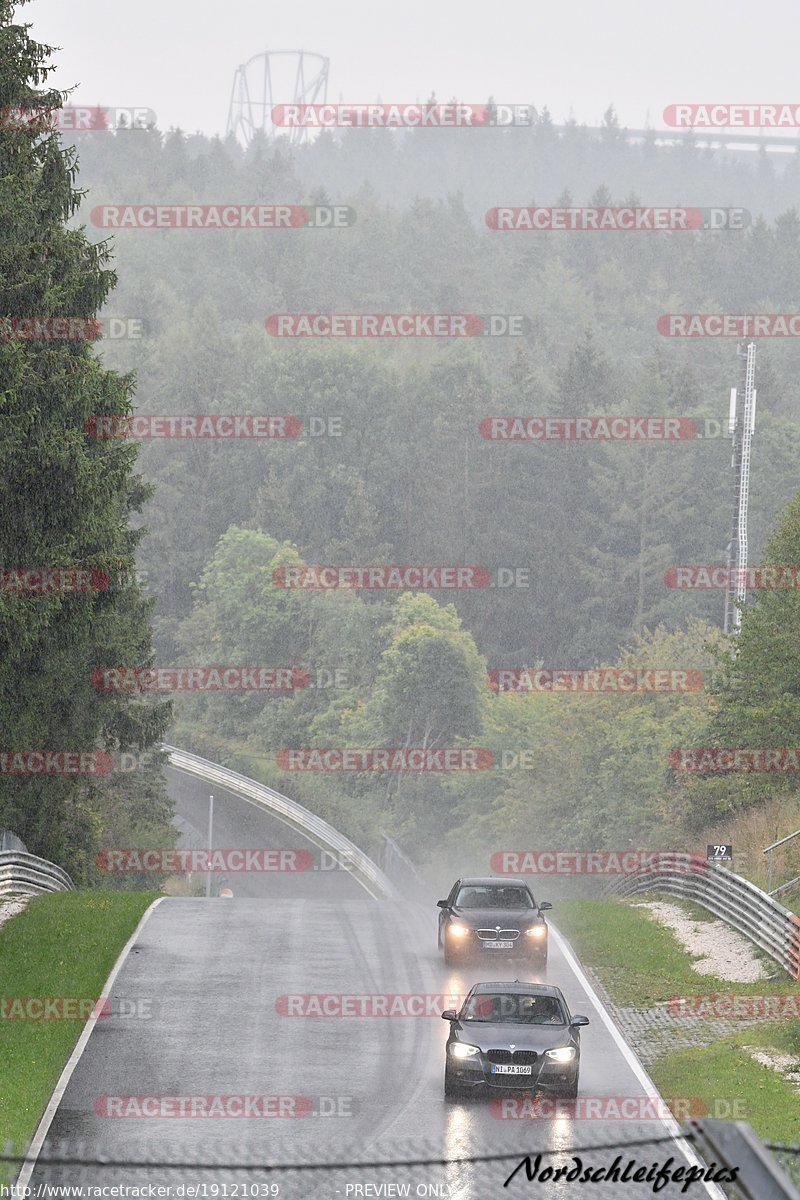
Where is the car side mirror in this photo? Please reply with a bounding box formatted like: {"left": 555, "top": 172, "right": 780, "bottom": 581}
{"left": 570, "top": 1015, "right": 589, "bottom": 1027}
{"left": 437, "top": 899, "right": 449, "bottom": 908}
{"left": 441, "top": 1009, "right": 458, "bottom": 1021}
{"left": 539, "top": 901, "right": 553, "bottom": 911}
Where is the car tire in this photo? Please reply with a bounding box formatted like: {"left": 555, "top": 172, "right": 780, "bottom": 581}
{"left": 444, "top": 943, "right": 460, "bottom": 967}
{"left": 444, "top": 1067, "right": 461, "bottom": 1099}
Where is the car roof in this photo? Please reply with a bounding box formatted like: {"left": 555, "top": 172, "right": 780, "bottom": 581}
{"left": 458, "top": 877, "right": 531, "bottom": 887}
{"left": 469, "top": 981, "right": 565, "bottom": 997}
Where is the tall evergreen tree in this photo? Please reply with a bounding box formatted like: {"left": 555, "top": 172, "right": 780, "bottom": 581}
{"left": 0, "top": 0, "right": 172, "bottom": 873}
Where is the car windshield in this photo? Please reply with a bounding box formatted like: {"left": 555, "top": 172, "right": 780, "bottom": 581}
{"left": 455, "top": 885, "right": 534, "bottom": 909}
{"left": 460, "top": 993, "right": 567, "bottom": 1024}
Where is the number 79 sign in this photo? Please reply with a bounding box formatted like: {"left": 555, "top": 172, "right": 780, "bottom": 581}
{"left": 707, "top": 844, "right": 733, "bottom": 862}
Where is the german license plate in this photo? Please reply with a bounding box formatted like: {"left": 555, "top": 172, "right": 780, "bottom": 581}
{"left": 482, "top": 940, "right": 513, "bottom": 949}
{"left": 491, "top": 1064, "right": 532, "bottom": 1075}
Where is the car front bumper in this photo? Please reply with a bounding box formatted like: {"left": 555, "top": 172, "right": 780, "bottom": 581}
{"left": 448, "top": 1055, "right": 575, "bottom": 1090}
{"left": 445, "top": 935, "right": 547, "bottom": 958}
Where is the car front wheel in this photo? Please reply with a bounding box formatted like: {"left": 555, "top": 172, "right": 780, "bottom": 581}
{"left": 444, "top": 1067, "right": 462, "bottom": 1098}
{"left": 444, "top": 942, "right": 460, "bottom": 966}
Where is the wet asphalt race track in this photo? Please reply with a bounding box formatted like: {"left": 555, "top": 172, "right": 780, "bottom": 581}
{"left": 26, "top": 767, "right": 724, "bottom": 1199}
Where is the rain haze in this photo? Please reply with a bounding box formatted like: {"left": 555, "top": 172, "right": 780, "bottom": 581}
{"left": 5, "top": 0, "right": 800, "bottom": 1196}
{"left": 24, "top": 0, "right": 800, "bottom": 136}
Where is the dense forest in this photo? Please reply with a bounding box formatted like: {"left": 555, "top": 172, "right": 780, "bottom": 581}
{"left": 4, "top": 30, "right": 800, "bottom": 881}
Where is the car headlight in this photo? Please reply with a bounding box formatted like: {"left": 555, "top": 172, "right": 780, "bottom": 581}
{"left": 448, "top": 922, "right": 469, "bottom": 937}
{"left": 545, "top": 1046, "right": 576, "bottom": 1062}
{"left": 450, "top": 1043, "right": 480, "bottom": 1059}
{"left": 526, "top": 925, "right": 547, "bottom": 937}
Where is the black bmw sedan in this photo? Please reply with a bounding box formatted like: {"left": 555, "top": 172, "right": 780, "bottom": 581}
{"left": 437, "top": 876, "right": 551, "bottom": 966}
{"left": 442, "top": 981, "right": 589, "bottom": 1098}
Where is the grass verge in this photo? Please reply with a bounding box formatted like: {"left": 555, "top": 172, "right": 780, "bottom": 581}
{"left": 553, "top": 896, "right": 800, "bottom": 1145}
{"left": 651, "top": 1031, "right": 800, "bottom": 1143}
{"left": 554, "top": 896, "right": 792, "bottom": 1007}
{"left": 0, "top": 890, "right": 159, "bottom": 1181}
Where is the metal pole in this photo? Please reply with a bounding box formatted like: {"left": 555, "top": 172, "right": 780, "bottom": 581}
{"left": 725, "top": 342, "right": 757, "bottom": 633}
{"left": 205, "top": 793, "right": 214, "bottom": 898}
{"left": 768, "top": 848, "right": 773, "bottom": 895}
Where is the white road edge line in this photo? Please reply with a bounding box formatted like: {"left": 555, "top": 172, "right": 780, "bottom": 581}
{"left": 550, "top": 922, "right": 727, "bottom": 1199}
{"left": 16, "top": 896, "right": 167, "bottom": 1189}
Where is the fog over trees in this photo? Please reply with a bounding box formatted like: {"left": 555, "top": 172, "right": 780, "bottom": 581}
{"left": 4, "top": 7, "right": 800, "bottom": 876}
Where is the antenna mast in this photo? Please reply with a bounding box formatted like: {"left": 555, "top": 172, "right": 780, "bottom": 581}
{"left": 723, "top": 341, "right": 757, "bottom": 633}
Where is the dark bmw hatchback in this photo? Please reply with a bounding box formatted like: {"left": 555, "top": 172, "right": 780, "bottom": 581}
{"left": 437, "top": 876, "right": 551, "bottom": 966}
{"left": 442, "top": 981, "right": 589, "bottom": 1098}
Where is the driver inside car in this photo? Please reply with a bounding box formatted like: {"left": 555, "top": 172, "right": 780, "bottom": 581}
{"left": 519, "top": 996, "right": 561, "bottom": 1023}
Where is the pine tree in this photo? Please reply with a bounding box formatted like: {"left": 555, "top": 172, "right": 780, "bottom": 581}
{"left": 0, "top": 0, "right": 172, "bottom": 871}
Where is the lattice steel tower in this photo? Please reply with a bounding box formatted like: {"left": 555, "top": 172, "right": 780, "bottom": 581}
{"left": 226, "top": 51, "right": 330, "bottom": 147}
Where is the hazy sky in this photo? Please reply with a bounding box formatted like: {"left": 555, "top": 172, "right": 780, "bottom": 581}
{"left": 23, "top": 0, "right": 800, "bottom": 139}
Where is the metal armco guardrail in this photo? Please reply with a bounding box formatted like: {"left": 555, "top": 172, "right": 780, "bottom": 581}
{"left": 0, "top": 829, "right": 27, "bottom": 853}
{"left": 0, "top": 851, "right": 74, "bottom": 896}
{"left": 606, "top": 852, "right": 800, "bottom": 980}
{"left": 692, "top": 1121, "right": 800, "bottom": 1200}
{"left": 163, "top": 745, "right": 397, "bottom": 900}
{"left": 378, "top": 830, "right": 434, "bottom": 900}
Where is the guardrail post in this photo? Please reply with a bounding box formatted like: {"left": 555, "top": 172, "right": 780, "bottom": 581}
{"left": 763, "top": 829, "right": 800, "bottom": 896}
